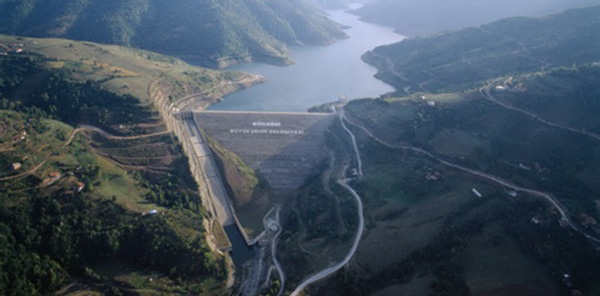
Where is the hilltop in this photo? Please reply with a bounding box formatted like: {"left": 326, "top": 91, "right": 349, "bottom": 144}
{"left": 0, "top": 0, "right": 346, "bottom": 68}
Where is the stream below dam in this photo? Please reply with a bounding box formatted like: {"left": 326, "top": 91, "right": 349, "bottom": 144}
{"left": 209, "top": 6, "right": 404, "bottom": 112}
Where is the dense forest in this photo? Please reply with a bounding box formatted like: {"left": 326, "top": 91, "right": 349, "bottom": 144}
{"left": 0, "top": 0, "right": 346, "bottom": 67}
{"left": 0, "top": 193, "right": 221, "bottom": 295}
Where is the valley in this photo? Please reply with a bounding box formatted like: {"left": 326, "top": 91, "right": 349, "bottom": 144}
{"left": 1, "top": 2, "right": 600, "bottom": 296}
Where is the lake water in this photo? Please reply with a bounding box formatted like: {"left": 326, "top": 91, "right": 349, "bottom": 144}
{"left": 208, "top": 8, "right": 404, "bottom": 112}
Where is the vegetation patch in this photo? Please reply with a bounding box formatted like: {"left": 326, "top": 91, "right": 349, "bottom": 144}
{"left": 0, "top": 47, "right": 228, "bottom": 295}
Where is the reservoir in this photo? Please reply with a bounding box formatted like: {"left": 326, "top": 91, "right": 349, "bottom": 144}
{"left": 209, "top": 7, "right": 404, "bottom": 112}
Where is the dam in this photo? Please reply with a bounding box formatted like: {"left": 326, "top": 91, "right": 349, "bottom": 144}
{"left": 177, "top": 110, "right": 336, "bottom": 264}
{"left": 193, "top": 110, "right": 335, "bottom": 191}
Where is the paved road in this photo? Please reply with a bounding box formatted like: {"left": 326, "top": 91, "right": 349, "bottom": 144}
{"left": 268, "top": 209, "right": 285, "bottom": 296}
{"left": 168, "top": 80, "right": 227, "bottom": 111}
{"left": 290, "top": 111, "right": 366, "bottom": 296}
{"left": 339, "top": 110, "right": 363, "bottom": 177}
{"left": 342, "top": 112, "right": 600, "bottom": 244}
{"left": 169, "top": 74, "right": 264, "bottom": 112}
{"left": 290, "top": 177, "right": 365, "bottom": 296}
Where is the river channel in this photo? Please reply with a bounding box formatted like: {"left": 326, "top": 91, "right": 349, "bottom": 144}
{"left": 209, "top": 7, "right": 404, "bottom": 112}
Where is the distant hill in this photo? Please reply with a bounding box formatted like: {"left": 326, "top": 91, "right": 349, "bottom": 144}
{"left": 352, "top": 0, "right": 600, "bottom": 36}
{"left": 0, "top": 0, "right": 347, "bottom": 68}
{"left": 362, "top": 5, "right": 600, "bottom": 94}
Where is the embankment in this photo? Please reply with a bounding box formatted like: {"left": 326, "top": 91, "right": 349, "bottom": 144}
{"left": 148, "top": 76, "right": 261, "bottom": 252}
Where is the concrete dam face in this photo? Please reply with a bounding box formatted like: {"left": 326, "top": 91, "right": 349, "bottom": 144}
{"left": 193, "top": 111, "right": 336, "bottom": 191}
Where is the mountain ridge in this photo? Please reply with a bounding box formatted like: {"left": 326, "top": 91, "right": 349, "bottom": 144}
{"left": 0, "top": 0, "right": 347, "bottom": 68}
{"left": 351, "top": 0, "right": 600, "bottom": 36}
{"left": 362, "top": 5, "right": 600, "bottom": 94}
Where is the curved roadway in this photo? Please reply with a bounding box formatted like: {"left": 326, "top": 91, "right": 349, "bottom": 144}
{"left": 479, "top": 85, "right": 600, "bottom": 141}
{"left": 290, "top": 110, "right": 366, "bottom": 296}
{"left": 269, "top": 209, "right": 286, "bottom": 296}
{"left": 342, "top": 111, "right": 600, "bottom": 244}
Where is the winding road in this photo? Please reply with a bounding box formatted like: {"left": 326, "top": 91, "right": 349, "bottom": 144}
{"left": 0, "top": 128, "right": 82, "bottom": 182}
{"left": 79, "top": 125, "right": 170, "bottom": 140}
{"left": 479, "top": 85, "right": 600, "bottom": 141}
{"left": 269, "top": 209, "right": 285, "bottom": 296}
{"left": 341, "top": 110, "right": 600, "bottom": 244}
{"left": 339, "top": 110, "right": 363, "bottom": 177}
{"left": 290, "top": 110, "right": 366, "bottom": 296}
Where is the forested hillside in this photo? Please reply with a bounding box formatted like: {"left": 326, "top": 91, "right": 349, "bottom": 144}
{"left": 362, "top": 5, "right": 600, "bottom": 94}
{"left": 352, "top": 0, "right": 600, "bottom": 36}
{"left": 0, "top": 44, "right": 232, "bottom": 295}
{"left": 0, "top": 0, "right": 346, "bottom": 67}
